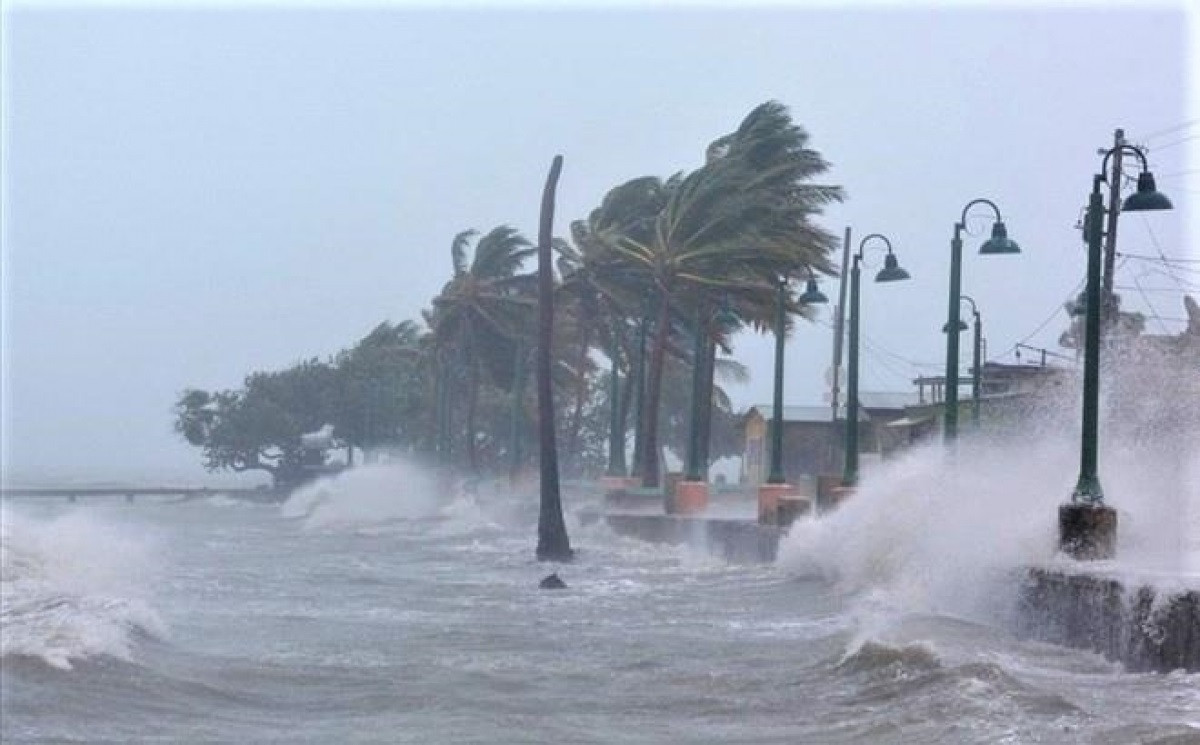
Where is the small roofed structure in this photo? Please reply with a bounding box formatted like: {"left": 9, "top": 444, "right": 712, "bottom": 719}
{"left": 300, "top": 423, "right": 336, "bottom": 450}
{"left": 741, "top": 393, "right": 922, "bottom": 486}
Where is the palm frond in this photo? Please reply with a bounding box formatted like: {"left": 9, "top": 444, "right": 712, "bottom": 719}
{"left": 450, "top": 229, "right": 478, "bottom": 278}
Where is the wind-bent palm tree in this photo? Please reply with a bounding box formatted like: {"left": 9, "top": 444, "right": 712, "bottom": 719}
{"left": 429, "top": 226, "right": 536, "bottom": 475}
{"left": 535, "top": 155, "right": 573, "bottom": 562}
{"left": 556, "top": 176, "right": 675, "bottom": 477}
{"left": 603, "top": 101, "right": 844, "bottom": 487}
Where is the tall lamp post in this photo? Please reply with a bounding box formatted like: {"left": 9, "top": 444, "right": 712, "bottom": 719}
{"left": 942, "top": 295, "right": 983, "bottom": 429}
{"left": 843, "top": 234, "right": 911, "bottom": 487}
{"left": 766, "top": 279, "right": 789, "bottom": 487}
{"left": 765, "top": 275, "right": 829, "bottom": 485}
{"left": 1060, "top": 144, "right": 1172, "bottom": 560}
{"left": 757, "top": 274, "right": 826, "bottom": 524}
{"left": 944, "top": 200, "right": 1020, "bottom": 445}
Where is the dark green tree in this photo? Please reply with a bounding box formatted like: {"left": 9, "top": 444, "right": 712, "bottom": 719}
{"left": 174, "top": 358, "right": 340, "bottom": 487}
{"left": 428, "top": 226, "right": 537, "bottom": 474}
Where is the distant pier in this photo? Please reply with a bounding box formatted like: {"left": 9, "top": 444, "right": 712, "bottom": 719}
{"left": 0, "top": 486, "right": 284, "bottom": 503}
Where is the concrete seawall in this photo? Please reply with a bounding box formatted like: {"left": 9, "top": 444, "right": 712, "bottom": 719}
{"left": 600, "top": 511, "right": 1200, "bottom": 672}
{"left": 1016, "top": 567, "right": 1199, "bottom": 672}
{"left": 603, "top": 514, "right": 781, "bottom": 564}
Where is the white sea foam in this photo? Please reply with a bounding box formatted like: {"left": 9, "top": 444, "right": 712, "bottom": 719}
{"left": 778, "top": 423, "right": 1200, "bottom": 622}
{"left": 280, "top": 462, "right": 457, "bottom": 529}
{"left": 0, "top": 507, "right": 165, "bottom": 669}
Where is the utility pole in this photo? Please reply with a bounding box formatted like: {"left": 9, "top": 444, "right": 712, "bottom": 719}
{"left": 1100, "top": 128, "right": 1125, "bottom": 309}
{"left": 830, "top": 226, "right": 851, "bottom": 422}
{"left": 829, "top": 227, "right": 851, "bottom": 474}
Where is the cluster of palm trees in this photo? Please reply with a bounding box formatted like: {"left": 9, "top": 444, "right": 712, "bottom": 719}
{"left": 425, "top": 100, "right": 843, "bottom": 488}
{"left": 174, "top": 101, "right": 843, "bottom": 490}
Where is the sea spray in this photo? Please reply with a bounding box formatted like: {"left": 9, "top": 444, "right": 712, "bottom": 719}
{"left": 780, "top": 433, "right": 1085, "bottom": 624}
{"left": 278, "top": 461, "right": 531, "bottom": 536}
{"left": 0, "top": 506, "right": 165, "bottom": 669}
{"left": 281, "top": 462, "right": 446, "bottom": 529}
{"left": 778, "top": 351, "right": 1200, "bottom": 632}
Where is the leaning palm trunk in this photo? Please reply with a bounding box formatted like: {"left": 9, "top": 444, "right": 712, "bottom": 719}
{"left": 466, "top": 350, "right": 480, "bottom": 475}
{"left": 630, "top": 316, "right": 648, "bottom": 478}
{"left": 641, "top": 289, "right": 672, "bottom": 488}
{"left": 536, "top": 155, "right": 572, "bottom": 562}
{"left": 617, "top": 341, "right": 636, "bottom": 472}
{"left": 698, "top": 333, "right": 716, "bottom": 478}
{"left": 564, "top": 316, "right": 592, "bottom": 474}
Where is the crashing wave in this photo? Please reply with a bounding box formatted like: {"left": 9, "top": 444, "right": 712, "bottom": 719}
{"left": 1, "top": 509, "right": 165, "bottom": 670}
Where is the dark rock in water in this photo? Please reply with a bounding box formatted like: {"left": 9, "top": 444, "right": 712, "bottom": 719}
{"left": 539, "top": 573, "right": 567, "bottom": 590}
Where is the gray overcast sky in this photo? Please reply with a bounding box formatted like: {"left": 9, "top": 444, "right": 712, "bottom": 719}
{"left": 2, "top": 1, "right": 1196, "bottom": 484}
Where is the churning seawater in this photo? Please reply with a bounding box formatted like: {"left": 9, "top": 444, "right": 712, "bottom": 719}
{"left": 3, "top": 458, "right": 1199, "bottom": 744}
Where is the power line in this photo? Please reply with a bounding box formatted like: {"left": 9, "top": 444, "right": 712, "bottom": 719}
{"left": 1133, "top": 119, "right": 1199, "bottom": 142}
{"left": 1114, "top": 285, "right": 1200, "bottom": 293}
{"left": 1155, "top": 169, "right": 1200, "bottom": 180}
{"left": 1145, "top": 315, "right": 1189, "bottom": 323}
{"left": 1138, "top": 216, "right": 1197, "bottom": 290}
{"left": 813, "top": 315, "right": 938, "bottom": 383}
{"left": 1130, "top": 275, "right": 1170, "bottom": 334}
{"left": 988, "top": 273, "right": 1087, "bottom": 364}
{"left": 1116, "top": 251, "right": 1200, "bottom": 264}
{"left": 1146, "top": 133, "right": 1200, "bottom": 152}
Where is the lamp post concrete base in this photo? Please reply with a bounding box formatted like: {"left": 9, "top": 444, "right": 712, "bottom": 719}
{"left": 1059, "top": 502, "right": 1117, "bottom": 560}
{"left": 758, "top": 483, "right": 797, "bottom": 525}
{"left": 777, "top": 495, "right": 813, "bottom": 527}
{"left": 600, "top": 476, "right": 640, "bottom": 493}
{"left": 673, "top": 480, "right": 709, "bottom": 515}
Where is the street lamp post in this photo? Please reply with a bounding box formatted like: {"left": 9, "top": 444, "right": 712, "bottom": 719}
{"left": 966, "top": 296, "right": 982, "bottom": 430}
{"left": 1060, "top": 144, "right": 1171, "bottom": 560}
{"left": 766, "top": 279, "right": 789, "bottom": 486}
{"left": 765, "top": 275, "right": 830, "bottom": 485}
{"left": 757, "top": 274, "right": 826, "bottom": 523}
{"left": 843, "top": 234, "right": 911, "bottom": 487}
{"left": 944, "top": 296, "right": 983, "bottom": 429}
{"left": 944, "top": 200, "right": 1020, "bottom": 445}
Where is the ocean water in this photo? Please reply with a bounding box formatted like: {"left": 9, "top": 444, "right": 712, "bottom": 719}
{"left": 3, "top": 459, "right": 1199, "bottom": 745}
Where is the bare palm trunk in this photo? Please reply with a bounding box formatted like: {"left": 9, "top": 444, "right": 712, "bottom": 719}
{"left": 536, "top": 155, "right": 572, "bottom": 562}
{"left": 698, "top": 333, "right": 716, "bottom": 481}
{"left": 617, "top": 337, "right": 635, "bottom": 470}
{"left": 508, "top": 341, "right": 525, "bottom": 486}
{"left": 564, "top": 320, "right": 592, "bottom": 474}
{"left": 641, "top": 290, "right": 671, "bottom": 488}
{"left": 466, "top": 350, "right": 479, "bottom": 476}
{"left": 630, "top": 316, "right": 648, "bottom": 478}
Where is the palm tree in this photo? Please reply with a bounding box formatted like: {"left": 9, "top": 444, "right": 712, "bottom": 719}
{"left": 603, "top": 101, "right": 844, "bottom": 487}
{"left": 429, "top": 226, "right": 536, "bottom": 475}
{"left": 535, "top": 155, "right": 573, "bottom": 563}
{"left": 556, "top": 176, "right": 678, "bottom": 479}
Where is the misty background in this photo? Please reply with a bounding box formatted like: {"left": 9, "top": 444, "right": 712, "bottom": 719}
{"left": 2, "top": 2, "right": 1196, "bottom": 485}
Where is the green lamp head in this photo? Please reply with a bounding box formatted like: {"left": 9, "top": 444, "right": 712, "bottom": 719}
{"left": 798, "top": 278, "right": 829, "bottom": 304}
{"left": 941, "top": 319, "right": 970, "bottom": 333}
{"left": 979, "top": 220, "right": 1020, "bottom": 255}
{"left": 1122, "top": 171, "right": 1173, "bottom": 212}
{"left": 874, "top": 252, "right": 911, "bottom": 282}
